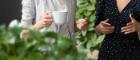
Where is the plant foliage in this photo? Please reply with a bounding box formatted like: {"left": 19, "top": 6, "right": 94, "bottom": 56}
{"left": 0, "top": 20, "right": 87, "bottom": 60}
{"left": 76, "top": 0, "right": 105, "bottom": 50}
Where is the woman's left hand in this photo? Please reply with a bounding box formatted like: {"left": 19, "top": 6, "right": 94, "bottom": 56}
{"left": 121, "top": 15, "right": 139, "bottom": 34}
{"left": 76, "top": 19, "right": 88, "bottom": 30}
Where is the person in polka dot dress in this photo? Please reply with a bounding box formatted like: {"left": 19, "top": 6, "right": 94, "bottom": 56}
{"left": 95, "top": 0, "right": 140, "bottom": 60}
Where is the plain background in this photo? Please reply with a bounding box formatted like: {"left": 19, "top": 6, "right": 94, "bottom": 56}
{"left": 0, "top": 0, "right": 21, "bottom": 26}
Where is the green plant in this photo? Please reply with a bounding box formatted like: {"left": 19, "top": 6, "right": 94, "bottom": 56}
{"left": 0, "top": 20, "right": 87, "bottom": 60}
{"left": 76, "top": 0, "right": 105, "bottom": 50}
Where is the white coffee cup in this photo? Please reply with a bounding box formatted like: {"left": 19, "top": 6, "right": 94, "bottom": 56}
{"left": 52, "top": 11, "right": 68, "bottom": 25}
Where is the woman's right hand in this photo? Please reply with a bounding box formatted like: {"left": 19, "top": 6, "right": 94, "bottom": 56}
{"left": 20, "top": 29, "right": 30, "bottom": 38}
{"left": 33, "top": 11, "right": 53, "bottom": 29}
{"left": 95, "top": 19, "right": 115, "bottom": 35}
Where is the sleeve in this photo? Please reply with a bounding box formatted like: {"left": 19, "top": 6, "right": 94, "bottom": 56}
{"left": 66, "top": 0, "right": 77, "bottom": 43}
{"left": 20, "top": 0, "right": 36, "bottom": 27}
{"left": 94, "top": 0, "right": 105, "bottom": 27}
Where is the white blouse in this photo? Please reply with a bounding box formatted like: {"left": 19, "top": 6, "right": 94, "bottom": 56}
{"left": 20, "top": 0, "right": 77, "bottom": 41}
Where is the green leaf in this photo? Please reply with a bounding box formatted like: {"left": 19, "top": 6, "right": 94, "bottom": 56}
{"left": 96, "top": 35, "right": 105, "bottom": 45}
{"left": 0, "top": 51, "right": 8, "bottom": 59}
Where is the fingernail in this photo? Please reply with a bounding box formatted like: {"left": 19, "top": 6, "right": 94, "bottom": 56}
{"left": 125, "top": 32, "right": 128, "bottom": 35}
{"left": 106, "top": 19, "right": 109, "bottom": 21}
{"left": 121, "top": 30, "right": 124, "bottom": 32}
{"left": 121, "top": 28, "right": 123, "bottom": 30}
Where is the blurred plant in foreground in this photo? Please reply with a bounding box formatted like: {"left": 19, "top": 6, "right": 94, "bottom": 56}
{"left": 0, "top": 20, "right": 87, "bottom": 60}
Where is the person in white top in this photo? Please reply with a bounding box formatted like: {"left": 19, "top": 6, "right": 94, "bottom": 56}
{"left": 20, "top": 0, "right": 87, "bottom": 43}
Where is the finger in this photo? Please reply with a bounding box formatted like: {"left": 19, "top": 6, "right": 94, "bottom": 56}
{"left": 77, "top": 25, "right": 82, "bottom": 30}
{"left": 81, "top": 19, "right": 86, "bottom": 22}
{"left": 101, "top": 22, "right": 111, "bottom": 27}
{"left": 77, "top": 21, "right": 87, "bottom": 25}
{"left": 122, "top": 28, "right": 132, "bottom": 32}
{"left": 124, "top": 30, "right": 135, "bottom": 34}
{"left": 43, "top": 22, "right": 52, "bottom": 27}
{"left": 21, "top": 30, "right": 29, "bottom": 35}
{"left": 103, "top": 19, "right": 109, "bottom": 22}
{"left": 42, "top": 23, "right": 51, "bottom": 27}
{"left": 46, "top": 11, "right": 52, "bottom": 15}
{"left": 20, "top": 30, "right": 29, "bottom": 38}
{"left": 130, "top": 14, "right": 136, "bottom": 22}
{"left": 81, "top": 19, "right": 88, "bottom": 23}
{"left": 44, "top": 11, "right": 52, "bottom": 19}
{"left": 42, "top": 24, "right": 47, "bottom": 28}
{"left": 102, "top": 29, "right": 114, "bottom": 34}
{"left": 44, "top": 14, "right": 52, "bottom": 19}
{"left": 122, "top": 25, "right": 133, "bottom": 30}
{"left": 42, "top": 22, "right": 47, "bottom": 26}
{"left": 42, "top": 11, "right": 52, "bottom": 18}
{"left": 77, "top": 23, "right": 84, "bottom": 29}
{"left": 126, "top": 22, "right": 133, "bottom": 26}
{"left": 43, "top": 19, "right": 53, "bottom": 23}
{"left": 42, "top": 20, "right": 52, "bottom": 24}
{"left": 105, "top": 27, "right": 115, "bottom": 31}
{"left": 102, "top": 26, "right": 114, "bottom": 32}
{"left": 121, "top": 26, "right": 133, "bottom": 32}
{"left": 46, "top": 20, "right": 53, "bottom": 24}
{"left": 81, "top": 24, "right": 88, "bottom": 30}
{"left": 81, "top": 22, "right": 88, "bottom": 25}
{"left": 78, "top": 22, "right": 88, "bottom": 30}
{"left": 108, "top": 30, "right": 114, "bottom": 34}
{"left": 77, "top": 19, "right": 87, "bottom": 24}
{"left": 125, "top": 32, "right": 131, "bottom": 34}
{"left": 122, "top": 28, "right": 136, "bottom": 34}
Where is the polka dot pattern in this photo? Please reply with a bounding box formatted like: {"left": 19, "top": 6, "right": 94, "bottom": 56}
{"left": 95, "top": 0, "right": 140, "bottom": 60}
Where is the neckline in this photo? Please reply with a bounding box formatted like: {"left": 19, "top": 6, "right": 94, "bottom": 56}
{"left": 115, "top": 0, "right": 132, "bottom": 14}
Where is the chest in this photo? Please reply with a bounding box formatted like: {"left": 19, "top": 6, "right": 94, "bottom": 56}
{"left": 116, "top": 0, "right": 131, "bottom": 13}
{"left": 103, "top": 0, "right": 137, "bottom": 18}
{"left": 102, "top": 0, "right": 138, "bottom": 27}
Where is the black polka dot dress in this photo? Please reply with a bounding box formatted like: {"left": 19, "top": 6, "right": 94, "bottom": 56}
{"left": 95, "top": 0, "right": 140, "bottom": 60}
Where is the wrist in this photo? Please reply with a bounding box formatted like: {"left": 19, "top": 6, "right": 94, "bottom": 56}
{"left": 32, "top": 25, "right": 40, "bottom": 30}
{"left": 95, "top": 26, "right": 103, "bottom": 35}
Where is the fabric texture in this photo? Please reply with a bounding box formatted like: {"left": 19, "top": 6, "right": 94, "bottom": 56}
{"left": 95, "top": 0, "right": 140, "bottom": 60}
{"left": 21, "top": 0, "right": 77, "bottom": 42}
